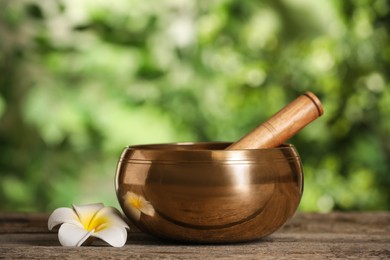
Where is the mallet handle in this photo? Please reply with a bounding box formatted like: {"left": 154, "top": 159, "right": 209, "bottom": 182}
{"left": 226, "top": 92, "right": 324, "bottom": 150}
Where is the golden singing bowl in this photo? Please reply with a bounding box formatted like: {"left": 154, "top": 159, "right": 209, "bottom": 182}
{"left": 115, "top": 142, "right": 303, "bottom": 243}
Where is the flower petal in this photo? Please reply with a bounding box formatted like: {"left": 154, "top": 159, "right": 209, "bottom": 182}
{"left": 123, "top": 192, "right": 138, "bottom": 205}
{"left": 93, "top": 226, "right": 128, "bottom": 247}
{"left": 127, "top": 205, "right": 142, "bottom": 221}
{"left": 94, "top": 206, "right": 129, "bottom": 229}
{"left": 48, "top": 207, "right": 82, "bottom": 230}
{"left": 58, "top": 223, "right": 93, "bottom": 247}
{"left": 72, "top": 203, "right": 104, "bottom": 229}
{"left": 139, "top": 202, "right": 155, "bottom": 217}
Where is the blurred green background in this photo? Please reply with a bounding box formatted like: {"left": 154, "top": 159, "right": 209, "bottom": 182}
{"left": 0, "top": 0, "right": 389, "bottom": 212}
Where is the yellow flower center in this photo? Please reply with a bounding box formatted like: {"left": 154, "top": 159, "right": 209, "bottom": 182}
{"left": 81, "top": 214, "right": 109, "bottom": 232}
{"left": 129, "top": 197, "right": 142, "bottom": 210}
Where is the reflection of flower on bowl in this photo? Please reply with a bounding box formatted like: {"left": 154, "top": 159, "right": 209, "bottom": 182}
{"left": 122, "top": 191, "right": 155, "bottom": 221}
{"left": 115, "top": 142, "right": 303, "bottom": 243}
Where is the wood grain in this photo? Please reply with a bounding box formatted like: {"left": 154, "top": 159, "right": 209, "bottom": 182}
{"left": 1, "top": 212, "right": 389, "bottom": 259}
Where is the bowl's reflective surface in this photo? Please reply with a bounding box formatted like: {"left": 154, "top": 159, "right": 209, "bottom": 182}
{"left": 115, "top": 142, "right": 303, "bottom": 243}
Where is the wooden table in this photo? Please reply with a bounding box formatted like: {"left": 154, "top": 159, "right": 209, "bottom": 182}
{"left": 0, "top": 212, "right": 389, "bottom": 259}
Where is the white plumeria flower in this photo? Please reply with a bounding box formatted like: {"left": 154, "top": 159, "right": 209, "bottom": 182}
{"left": 48, "top": 203, "right": 129, "bottom": 247}
{"left": 123, "top": 191, "right": 155, "bottom": 220}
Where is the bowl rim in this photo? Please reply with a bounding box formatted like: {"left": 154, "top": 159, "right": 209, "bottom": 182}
{"left": 119, "top": 142, "right": 301, "bottom": 163}
{"left": 126, "top": 141, "right": 294, "bottom": 150}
